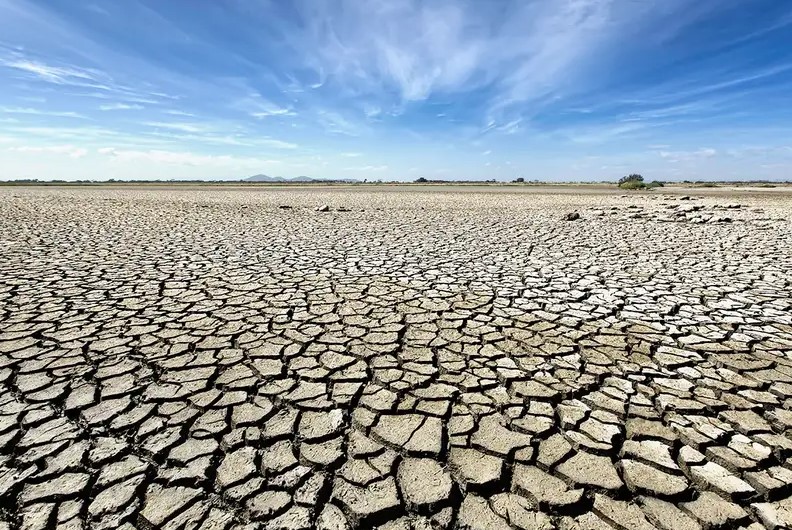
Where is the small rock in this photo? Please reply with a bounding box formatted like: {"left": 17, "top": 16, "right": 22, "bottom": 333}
{"left": 564, "top": 212, "right": 581, "bottom": 221}
{"left": 316, "top": 205, "right": 330, "bottom": 212}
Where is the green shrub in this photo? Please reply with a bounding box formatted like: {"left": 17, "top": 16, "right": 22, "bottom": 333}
{"left": 646, "top": 180, "right": 665, "bottom": 188}
{"left": 618, "top": 180, "right": 647, "bottom": 190}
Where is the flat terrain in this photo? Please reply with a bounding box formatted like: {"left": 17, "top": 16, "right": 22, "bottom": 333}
{"left": 1, "top": 185, "right": 791, "bottom": 530}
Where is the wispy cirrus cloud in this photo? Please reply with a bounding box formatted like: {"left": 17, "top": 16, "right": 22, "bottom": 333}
{"left": 316, "top": 110, "right": 366, "bottom": 136}
{"left": 251, "top": 107, "right": 296, "bottom": 119}
{"left": 99, "top": 103, "right": 143, "bottom": 111}
{"left": 2, "top": 58, "right": 100, "bottom": 85}
{"left": 657, "top": 147, "right": 718, "bottom": 163}
{"left": 164, "top": 110, "right": 195, "bottom": 117}
{"left": 97, "top": 147, "right": 277, "bottom": 167}
{"left": 1, "top": 106, "right": 86, "bottom": 119}
{"left": 144, "top": 121, "right": 208, "bottom": 133}
{"left": 344, "top": 164, "right": 388, "bottom": 171}
{"left": 9, "top": 144, "right": 88, "bottom": 158}
{"left": 288, "top": 0, "right": 661, "bottom": 115}
{"left": 259, "top": 139, "right": 298, "bottom": 149}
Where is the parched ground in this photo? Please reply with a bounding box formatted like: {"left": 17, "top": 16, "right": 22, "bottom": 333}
{"left": 0, "top": 185, "right": 791, "bottom": 530}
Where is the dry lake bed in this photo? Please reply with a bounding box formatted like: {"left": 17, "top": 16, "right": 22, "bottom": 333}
{"left": 1, "top": 184, "right": 791, "bottom": 530}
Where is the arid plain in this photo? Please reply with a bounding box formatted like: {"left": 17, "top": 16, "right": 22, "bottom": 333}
{"left": 1, "top": 185, "right": 791, "bottom": 530}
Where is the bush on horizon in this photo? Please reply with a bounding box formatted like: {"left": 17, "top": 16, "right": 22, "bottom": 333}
{"left": 618, "top": 174, "right": 646, "bottom": 189}
{"left": 618, "top": 180, "right": 647, "bottom": 189}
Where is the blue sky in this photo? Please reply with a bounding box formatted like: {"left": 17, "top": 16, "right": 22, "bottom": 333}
{"left": 1, "top": 0, "right": 792, "bottom": 181}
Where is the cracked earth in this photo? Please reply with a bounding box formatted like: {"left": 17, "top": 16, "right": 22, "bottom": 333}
{"left": 1, "top": 185, "right": 791, "bottom": 530}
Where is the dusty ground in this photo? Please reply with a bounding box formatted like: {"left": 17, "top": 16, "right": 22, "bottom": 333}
{"left": 0, "top": 185, "right": 791, "bottom": 530}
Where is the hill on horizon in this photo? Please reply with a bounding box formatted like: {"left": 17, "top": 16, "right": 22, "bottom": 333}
{"left": 245, "top": 174, "right": 316, "bottom": 183}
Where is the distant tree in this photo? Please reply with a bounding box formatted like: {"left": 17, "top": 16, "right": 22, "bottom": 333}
{"left": 415, "top": 177, "right": 428, "bottom": 183}
{"left": 618, "top": 174, "right": 644, "bottom": 185}
{"left": 618, "top": 173, "right": 647, "bottom": 189}
{"left": 513, "top": 177, "right": 525, "bottom": 183}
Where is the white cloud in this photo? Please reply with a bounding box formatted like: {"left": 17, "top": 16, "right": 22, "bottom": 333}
{"left": 164, "top": 110, "right": 196, "bottom": 117}
{"left": 1, "top": 55, "right": 116, "bottom": 92}
{"left": 291, "top": 0, "right": 645, "bottom": 114}
{"left": 251, "top": 107, "right": 296, "bottom": 118}
{"left": 363, "top": 105, "right": 381, "bottom": 118}
{"left": 9, "top": 125, "right": 112, "bottom": 138}
{"left": 100, "top": 103, "right": 144, "bottom": 111}
{"left": 259, "top": 139, "right": 298, "bottom": 149}
{"left": 297, "top": 0, "right": 486, "bottom": 102}
{"left": 98, "top": 147, "right": 277, "bottom": 167}
{"left": 344, "top": 165, "right": 388, "bottom": 171}
{"left": 317, "top": 111, "right": 364, "bottom": 136}
{"left": 0, "top": 106, "right": 86, "bottom": 119}
{"left": 144, "top": 121, "right": 208, "bottom": 133}
{"left": 9, "top": 145, "right": 88, "bottom": 158}
{"left": 3, "top": 59, "right": 98, "bottom": 84}
{"left": 657, "top": 147, "right": 718, "bottom": 163}
{"left": 233, "top": 93, "right": 296, "bottom": 119}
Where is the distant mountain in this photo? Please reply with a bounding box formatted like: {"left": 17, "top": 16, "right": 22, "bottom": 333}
{"left": 245, "top": 174, "right": 316, "bottom": 182}
{"left": 245, "top": 174, "right": 281, "bottom": 182}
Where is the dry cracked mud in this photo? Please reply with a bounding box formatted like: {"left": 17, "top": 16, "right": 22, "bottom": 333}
{"left": 0, "top": 185, "right": 791, "bottom": 530}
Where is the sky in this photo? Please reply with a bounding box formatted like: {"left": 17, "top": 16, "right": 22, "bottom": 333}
{"left": 1, "top": 0, "right": 792, "bottom": 181}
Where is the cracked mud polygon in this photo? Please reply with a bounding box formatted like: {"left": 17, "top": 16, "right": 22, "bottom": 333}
{"left": 1, "top": 185, "right": 791, "bottom": 530}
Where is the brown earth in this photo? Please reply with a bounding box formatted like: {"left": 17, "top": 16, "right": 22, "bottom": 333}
{"left": 0, "top": 185, "right": 790, "bottom": 529}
